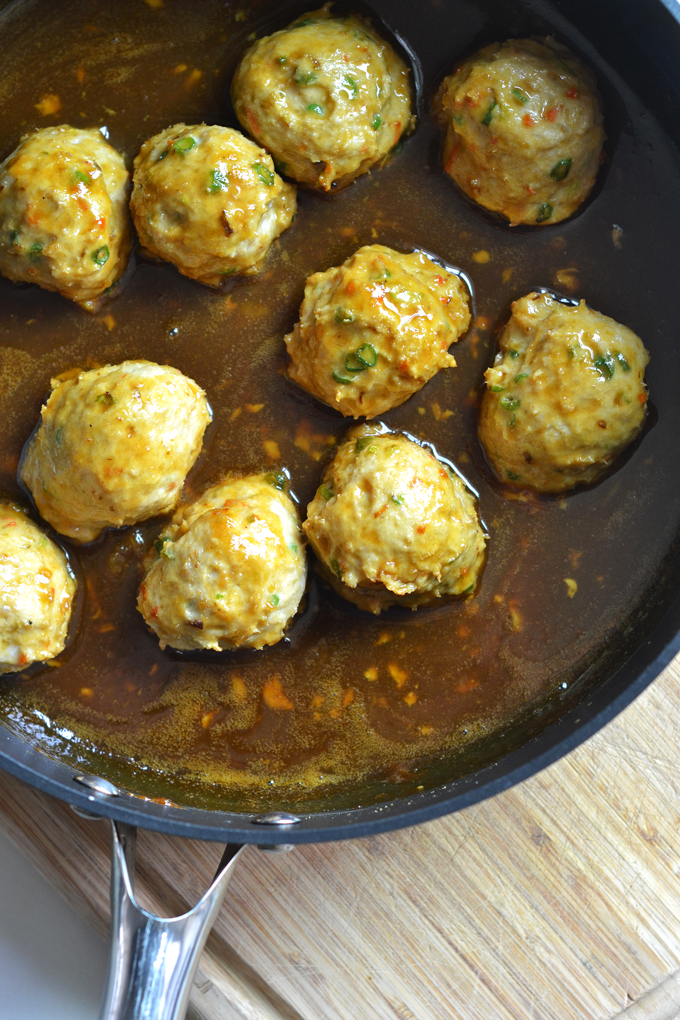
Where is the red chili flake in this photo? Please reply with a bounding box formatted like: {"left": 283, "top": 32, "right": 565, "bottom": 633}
{"left": 526, "top": 185, "right": 537, "bottom": 195}
{"left": 151, "top": 606, "right": 159, "bottom": 618}
{"left": 433, "top": 275, "right": 444, "bottom": 286}
{"left": 522, "top": 113, "right": 535, "bottom": 127}
{"left": 567, "top": 85, "right": 579, "bottom": 99}
{"left": 638, "top": 392, "right": 647, "bottom": 404}
{"left": 545, "top": 104, "right": 563, "bottom": 122}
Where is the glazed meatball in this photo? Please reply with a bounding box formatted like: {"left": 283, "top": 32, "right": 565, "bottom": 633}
{"left": 21, "top": 360, "right": 211, "bottom": 544}
{"left": 436, "top": 38, "right": 604, "bottom": 226}
{"left": 231, "top": 7, "right": 415, "bottom": 191}
{"left": 138, "top": 475, "right": 306, "bottom": 651}
{"left": 0, "top": 504, "right": 76, "bottom": 674}
{"left": 0, "top": 125, "right": 132, "bottom": 310}
{"left": 304, "top": 428, "right": 486, "bottom": 614}
{"left": 285, "top": 245, "right": 471, "bottom": 418}
{"left": 478, "top": 292, "right": 649, "bottom": 492}
{"left": 130, "top": 124, "right": 296, "bottom": 285}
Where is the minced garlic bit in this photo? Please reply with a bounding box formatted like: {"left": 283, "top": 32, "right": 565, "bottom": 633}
{"left": 363, "top": 667, "right": 378, "bottom": 681}
{"left": 431, "top": 402, "right": 454, "bottom": 421}
{"left": 388, "top": 662, "right": 408, "bottom": 687}
{"left": 564, "top": 577, "right": 578, "bottom": 598}
{"left": 472, "top": 250, "right": 491, "bottom": 264}
{"left": 263, "top": 675, "right": 293, "bottom": 710}
{"left": 35, "top": 94, "right": 62, "bottom": 116}
{"left": 403, "top": 691, "right": 417, "bottom": 706}
{"left": 263, "top": 439, "right": 281, "bottom": 461}
{"left": 502, "top": 267, "right": 514, "bottom": 283}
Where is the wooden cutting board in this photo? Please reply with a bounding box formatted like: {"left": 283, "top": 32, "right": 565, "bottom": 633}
{"left": 1, "top": 655, "right": 680, "bottom": 1020}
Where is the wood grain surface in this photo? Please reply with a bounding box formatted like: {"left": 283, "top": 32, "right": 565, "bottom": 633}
{"left": 0, "top": 657, "right": 679, "bottom": 1020}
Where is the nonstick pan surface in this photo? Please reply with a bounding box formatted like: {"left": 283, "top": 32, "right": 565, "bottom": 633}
{"left": 0, "top": 0, "right": 679, "bottom": 843}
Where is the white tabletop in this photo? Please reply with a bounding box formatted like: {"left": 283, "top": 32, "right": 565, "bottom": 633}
{"left": 0, "top": 827, "right": 107, "bottom": 1020}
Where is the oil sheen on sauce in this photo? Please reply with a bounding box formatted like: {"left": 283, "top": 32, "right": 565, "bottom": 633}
{"left": 0, "top": 0, "right": 678, "bottom": 813}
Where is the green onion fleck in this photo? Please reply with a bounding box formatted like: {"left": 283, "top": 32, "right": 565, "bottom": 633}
{"left": 391, "top": 494, "right": 404, "bottom": 505}
{"left": 296, "top": 17, "right": 314, "bottom": 26}
{"left": 482, "top": 100, "right": 496, "bottom": 126}
{"left": 271, "top": 594, "right": 280, "bottom": 607}
{"left": 594, "top": 353, "right": 615, "bottom": 378}
{"left": 318, "top": 484, "right": 334, "bottom": 501}
{"left": 9, "top": 229, "right": 19, "bottom": 244}
{"left": 356, "top": 343, "right": 377, "bottom": 367}
{"left": 252, "top": 162, "right": 274, "bottom": 186}
{"left": 54, "top": 426, "right": 63, "bottom": 445}
{"left": 172, "top": 136, "right": 196, "bottom": 154}
{"left": 567, "top": 345, "right": 575, "bottom": 359}
{"left": 342, "top": 75, "right": 358, "bottom": 98}
{"left": 535, "top": 203, "right": 553, "bottom": 223}
{"left": 511, "top": 87, "right": 529, "bottom": 104}
{"left": 265, "top": 471, "right": 286, "bottom": 490}
{"left": 615, "top": 352, "right": 631, "bottom": 372}
{"left": 509, "top": 349, "right": 520, "bottom": 358}
{"left": 74, "top": 169, "right": 90, "bottom": 185}
{"left": 290, "top": 543, "right": 298, "bottom": 554}
{"left": 278, "top": 55, "right": 288, "bottom": 64}
{"left": 96, "top": 390, "right": 116, "bottom": 406}
{"left": 216, "top": 593, "right": 224, "bottom": 600}
{"left": 500, "top": 396, "right": 520, "bottom": 411}
{"left": 550, "top": 157, "right": 572, "bottom": 181}
{"left": 92, "top": 245, "right": 109, "bottom": 266}
{"left": 514, "top": 373, "right": 528, "bottom": 382}
{"left": 345, "top": 351, "right": 365, "bottom": 373}
{"left": 489, "top": 385, "right": 506, "bottom": 393}
{"left": 306, "top": 103, "right": 324, "bottom": 116}
{"left": 295, "top": 70, "right": 318, "bottom": 86}
{"left": 209, "top": 168, "right": 229, "bottom": 192}
{"left": 371, "top": 114, "right": 381, "bottom": 130}
{"left": 453, "top": 113, "right": 464, "bottom": 126}
{"left": 506, "top": 470, "right": 520, "bottom": 481}
{"left": 355, "top": 436, "right": 372, "bottom": 453}
{"left": 330, "top": 558, "right": 342, "bottom": 578}
{"left": 332, "top": 370, "right": 353, "bottom": 384}
{"left": 335, "top": 307, "right": 354, "bottom": 324}
{"left": 29, "top": 242, "right": 43, "bottom": 263}
{"left": 154, "top": 536, "right": 170, "bottom": 555}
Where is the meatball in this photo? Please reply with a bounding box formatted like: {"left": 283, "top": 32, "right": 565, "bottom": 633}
{"left": 21, "top": 360, "right": 211, "bottom": 544}
{"left": 138, "top": 475, "right": 306, "bottom": 651}
{"left": 0, "top": 125, "right": 132, "bottom": 310}
{"left": 130, "top": 123, "right": 296, "bottom": 286}
{"left": 0, "top": 503, "right": 76, "bottom": 674}
{"left": 304, "top": 427, "right": 486, "bottom": 614}
{"left": 285, "top": 245, "right": 471, "bottom": 418}
{"left": 435, "top": 38, "right": 604, "bottom": 226}
{"left": 231, "top": 7, "right": 415, "bottom": 191}
{"left": 478, "top": 292, "right": 649, "bottom": 492}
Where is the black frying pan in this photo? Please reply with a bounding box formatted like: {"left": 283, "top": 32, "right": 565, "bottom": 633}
{"left": 0, "top": 0, "right": 679, "bottom": 1015}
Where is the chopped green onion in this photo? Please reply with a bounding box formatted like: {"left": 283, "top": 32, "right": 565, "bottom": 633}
{"left": 371, "top": 114, "right": 381, "bottom": 130}
{"left": 511, "top": 87, "right": 529, "bottom": 104}
{"left": 482, "top": 100, "right": 496, "bottom": 126}
{"left": 615, "top": 352, "right": 631, "bottom": 372}
{"left": 54, "top": 426, "right": 63, "bottom": 445}
{"left": 29, "top": 242, "right": 43, "bottom": 263}
{"left": 342, "top": 75, "right": 358, "bottom": 98}
{"left": 209, "top": 168, "right": 229, "bottom": 192}
{"left": 356, "top": 343, "right": 377, "bottom": 367}
{"left": 96, "top": 390, "right": 116, "bottom": 406}
{"left": 265, "top": 471, "right": 286, "bottom": 490}
{"left": 332, "top": 370, "right": 353, "bottom": 384}
{"left": 92, "top": 245, "right": 109, "bottom": 266}
{"left": 500, "top": 396, "right": 520, "bottom": 410}
{"left": 345, "top": 351, "right": 365, "bottom": 373}
{"left": 461, "top": 583, "right": 475, "bottom": 594}
{"left": 74, "top": 169, "right": 90, "bottom": 184}
{"left": 514, "top": 373, "right": 528, "bottom": 382}
{"left": 506, "top": 470, "right": 520, "bottom": 481}
{"left": 172, "top": 136, "right": 196, "bottom": 154}
{"left": 157, "top": 149, "right": 168, "bottom": 161}
{"left": 567, "top": 345, "right": 575, "bottom": 359}
{"left": 271, "top": 594, "right": 280, "bottom": 607}
{"left": 278, "top": 55, "right": 288, "bottom": 64}
{"left": 252, "top": 162, "right": 274, "bottom": 186}
{"left": 318, "top": 484, "right": 334, "bottom": 501}
{"left": 549, "top": 157, "right": 572, "bottom": 181}
{"left": 216, "top": 593, "right": 224, "bottom": 600}
{"left": 535, "top": 203, "right": 553, "bottom": 223}
{"left": 330, "top": 558, "right": 342, "bottom": 578}
{"left": 594, "top": 353, "right": 615, "bottom": 378}
{"left": 295, "top": 70, "right": 318, "bottom": 86}
{"left": 489, "top": 385, "right": 506, "bottom": 393}
{"left": 335, "top": 307, "right": 354, "bottom": 324}
{"left": 391, "top": 494, "right": 404, "bottom": 505}
{"left": 509, "top": 349, "right": 520, "bottom": 358}
{"left": 390, "top": 139, "right": 404, "bottom": 155}
{"left": 296, "top": 17, "right": 314, "bottom": 26}
{"left": 9, "top": 229, "right": 19, "bottom": 244}
{"left": 306, "top": 103, "right": 324, "bottom": 116}
{"left": 290, "top": 543, "right": 298, "bottom": 554}
{"left": 452, "top": 113, "right": 464, "bottom": 126}
{"left": 154, "top": 536, "right": 170, "bottom": 555}
{"left": 355, "top": 436, "right": 372, "bottom": 453}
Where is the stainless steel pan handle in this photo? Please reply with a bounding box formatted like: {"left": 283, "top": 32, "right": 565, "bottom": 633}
{"left": 98, "top": 820, "right": 245, "bottom": 1020}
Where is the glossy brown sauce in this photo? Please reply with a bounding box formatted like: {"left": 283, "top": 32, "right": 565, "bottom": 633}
{"left": 0, "top": 0, "right": 679, "bottom": 812}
